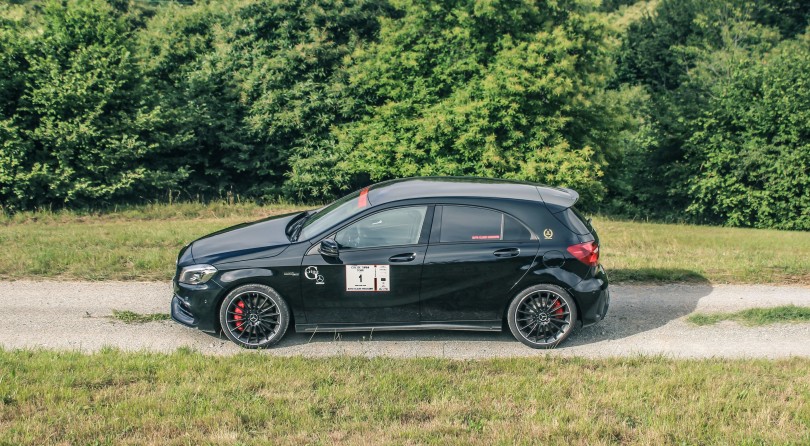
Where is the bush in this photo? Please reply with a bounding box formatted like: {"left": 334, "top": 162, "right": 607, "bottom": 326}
{"left": 1, "top": 0, "right": 808, "bottom": 231}
{"left": 686, "top": 35, "right": 810, "bottom": 230}
{"left": 0, "top": 0, "right": 186, "bottom": 209}
{"left": 287, "top": 0, "right": 618, "bottom": 206}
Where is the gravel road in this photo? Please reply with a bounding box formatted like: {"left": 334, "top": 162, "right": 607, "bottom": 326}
{"left": 1, "top": 281, "right": 809, "bottom": 359}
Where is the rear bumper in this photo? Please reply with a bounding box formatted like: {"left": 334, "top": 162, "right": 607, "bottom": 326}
{"left": 570, "top": 264, "right": 610, "bottom": 327}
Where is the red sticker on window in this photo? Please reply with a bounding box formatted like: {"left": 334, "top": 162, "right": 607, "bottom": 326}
{"left": 471, "top": 235, "right": 500, "bottom": 240}
{"left": 357, "top": 187, "right": 369, "bottom": 208}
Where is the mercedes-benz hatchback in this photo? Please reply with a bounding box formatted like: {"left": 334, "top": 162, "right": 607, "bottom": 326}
{"left": 171, "top": 177, "right": 609, "bottom": 349}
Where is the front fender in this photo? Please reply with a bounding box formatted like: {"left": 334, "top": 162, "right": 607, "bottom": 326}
{"left": 211, "top": 265, "right": 305, "bottom": 325}
{"left": 218, "top": 268, "right": 276, "bottom": 284}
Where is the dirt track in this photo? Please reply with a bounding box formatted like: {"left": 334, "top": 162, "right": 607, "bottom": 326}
{"left": 1, "top": 281, "right": 809, "bottom": 358}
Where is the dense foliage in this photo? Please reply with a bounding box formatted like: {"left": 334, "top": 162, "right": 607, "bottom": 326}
{"left": 686, "top": 35, "right": 810, "bottom": 230}
{"left": 609, "top": 0, "right": 810, "bottom": 228}
{"left": 0, "top": 0, "right": 807, "bottom": 229}
{"left": 288, "top": 0, "right": 616, "bottom": 203}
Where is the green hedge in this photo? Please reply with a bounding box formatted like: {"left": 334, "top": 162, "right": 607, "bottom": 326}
{"left": 0, "top": 0, "right": 808, "bottom": 229}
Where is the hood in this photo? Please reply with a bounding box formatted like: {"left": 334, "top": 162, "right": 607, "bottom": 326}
{"left": 189, "top": 212, "right": 302, "bottom": 265}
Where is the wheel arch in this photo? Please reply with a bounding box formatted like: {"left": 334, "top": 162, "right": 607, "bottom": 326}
{"left": 212, "top": 273, "right": 298, "bottom": 333}
{"left": 501, "top": 278, "right": 583, "bottom": 325}
{"left": 504, "top": 282, "right": 580, "bottom": 348}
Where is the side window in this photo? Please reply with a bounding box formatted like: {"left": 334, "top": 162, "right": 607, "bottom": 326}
{"left": 335, "top": 206, "right": 427, "bottom": 249}
{"left": 440, "top": 206, "right": 533, "bottom": 242}
{"left": 503, "top": 214, "right": 533, "bottom": 241}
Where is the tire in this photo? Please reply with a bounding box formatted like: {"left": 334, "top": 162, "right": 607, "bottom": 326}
{"left": 219, "top": 284, "right": 290, "bottom": 349}
{"left": 507, "top": 284, "right": 578, "bottom": 349}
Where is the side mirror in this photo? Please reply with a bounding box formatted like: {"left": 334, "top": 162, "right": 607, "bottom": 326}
{"left": 319, "top": 239, "right": 339, "bottom": 257}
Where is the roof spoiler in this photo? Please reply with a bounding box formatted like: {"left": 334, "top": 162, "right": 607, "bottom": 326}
{"left": 536, "top": 186, "right": 579, "bottom": 210}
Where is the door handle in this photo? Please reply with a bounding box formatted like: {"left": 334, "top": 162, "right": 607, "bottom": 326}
{"left": 493, "top": 248, "right": 520, "bottom": 258}
{"left": 389, "top": 253, "right": 417, "bottom": 262}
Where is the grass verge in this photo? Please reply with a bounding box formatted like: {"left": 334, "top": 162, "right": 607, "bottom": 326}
{"left": 0, "top": 349, "right": 808, "bottom": 444}
{"left": 110, "top": 310, "right": 171, "bottom": 324}
{"left": 595, "top": 216, "right": 810, "bottom": 284}
{"left": 687, "top": 305, "right": 810, "bottom": 326}
{"left": 1, "top": 203, "right": 809, "bottom": 283}
{"left": 0, "top": 202, "right": 305, "bottom": 281}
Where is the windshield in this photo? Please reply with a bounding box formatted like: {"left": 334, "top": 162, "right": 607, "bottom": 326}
{"left": 298, "top": 187, "right": 371, "bottom": 240}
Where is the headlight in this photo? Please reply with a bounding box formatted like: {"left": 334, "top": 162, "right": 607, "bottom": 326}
{"left": 178, "top": 264, "right": 217, "bottom": 285}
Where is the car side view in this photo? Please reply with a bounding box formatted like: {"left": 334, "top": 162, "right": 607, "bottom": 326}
{"left": 171, "top": 177, "right": 609, "bottom": 349}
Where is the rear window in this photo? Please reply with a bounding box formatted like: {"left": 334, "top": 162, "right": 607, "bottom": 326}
{"left": 439, "top": 206, "right": 533, "bottom": 242}
{"left": 553, "top": 207, "right": 594, "bottom": 235}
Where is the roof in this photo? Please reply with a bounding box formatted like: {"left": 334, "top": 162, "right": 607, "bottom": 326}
{"left": 366, "top": 177, "right": 579, "bottom": 208}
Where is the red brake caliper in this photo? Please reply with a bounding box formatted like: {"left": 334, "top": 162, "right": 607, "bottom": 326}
{"left": 233, "top": 300, "right": 245, "bottom": 331}
{"left": 551, "top": 299, "right": 565, "bottom": 319}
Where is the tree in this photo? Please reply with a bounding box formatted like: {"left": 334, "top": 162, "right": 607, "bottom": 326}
{"left": 686, "top": 34, "right": 810, "bottom": 229}
{"left": 0, "top": 3, "right": 35, "bottom": 209}
{"left": 287, "top": 0, "right": 618, "bottom": 206}
{"left": 135, "top": 0, "right": 248, "bottom": 200}
{"left": 608, "top": 0, "right": 797, "bottom": 221}
{"left": 1, "top": 0, "right": 187, "bottom": 209}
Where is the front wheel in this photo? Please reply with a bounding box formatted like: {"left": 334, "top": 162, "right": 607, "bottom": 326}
{"left": 219, "top": 284, "right": 290, "bottom": 349}
{"left": 507, "top": 284, "right": 578, "bottom": 349}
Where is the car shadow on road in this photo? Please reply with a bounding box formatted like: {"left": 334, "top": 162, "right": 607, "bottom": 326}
{"left": 567, "top": 272, "right": 712, "bottom": 347}
{"left": 266, "top": 269, "right": 714, "bottom": 349}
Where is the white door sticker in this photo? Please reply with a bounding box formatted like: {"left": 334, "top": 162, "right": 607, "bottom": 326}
{"left": 346, "top": 265, "right": 390, "bottom": 292}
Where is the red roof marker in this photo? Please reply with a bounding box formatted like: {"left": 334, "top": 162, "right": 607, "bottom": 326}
{"left": 357, "top": 187, "right": 369, "bottom": 208}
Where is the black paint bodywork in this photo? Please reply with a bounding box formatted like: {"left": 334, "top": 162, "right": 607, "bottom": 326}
{"left": 171, "top": 177, "right": 609, "bottom": 336}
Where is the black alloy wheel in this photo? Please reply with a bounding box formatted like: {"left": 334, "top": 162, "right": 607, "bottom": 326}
{"left": 219, "top": 284, "right": 289, "bottom": 348}
{"left": 507, "top": 284, "right": 578, "bottom": 349}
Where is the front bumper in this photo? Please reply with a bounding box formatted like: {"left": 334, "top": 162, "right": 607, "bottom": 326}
{"left": 170, "top": 280, "right": 226, "bottom": 332}
{"left": 171, "top": 293, "right": 196, "bottom": 327}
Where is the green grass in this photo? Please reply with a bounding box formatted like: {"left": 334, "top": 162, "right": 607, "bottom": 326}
{"left": 687, "top": 305, "right": 810, "bottom": 326}
{"left": 0, "top": 349, "right": 808, "bottom": 445}
{"left": 0, "top": 202, "right": 307, "bottom": 281}
{"left": 0, "top": 200, "right": 290, "bottom": 224}
{"left": 594, "top": 216, "right": 810, "bottom": 284}
{"left": 110, "top": 310, "right": 171, "bottom": 324}
{"left": 0, "top": 203, "right": 809, "bottom": 283}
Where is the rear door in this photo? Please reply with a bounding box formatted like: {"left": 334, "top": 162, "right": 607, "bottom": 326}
{"left": 420, "top": 205, "right": 540, "bottom": 322}
{"left": 301, "top": 205, "right": 432, "bottom": 324}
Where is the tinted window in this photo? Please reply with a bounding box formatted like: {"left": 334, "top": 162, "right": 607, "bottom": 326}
{"left": 440, "top": 206, "right": 532, "bottom": 242}
{"left": 335, "top": 206, "right": 427, "bottom": 249}
{"left": 299, "top": 188, "right": 371, "bottom": 240}
{"left": 571, "top": 207, "right": 595, "bottom": 234}
{"left": 503, "top": 214, "right": 533, "bottom": 240}
{"left": 553, "top": 207, "right": 593, "bottom": 235}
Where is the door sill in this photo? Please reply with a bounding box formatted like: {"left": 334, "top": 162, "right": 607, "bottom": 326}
{"left": 295, "top": 321, "right": 502, "bottom": 333}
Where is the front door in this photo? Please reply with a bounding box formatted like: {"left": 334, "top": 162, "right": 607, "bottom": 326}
{"left": 301, "top": 205, "right": 431, "bottom": 325}
{"left": 420, "top": 205, "right": 540, "bottom": 322}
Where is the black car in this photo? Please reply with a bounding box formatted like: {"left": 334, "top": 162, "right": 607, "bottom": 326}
{"left": 171, "top": 177, "right": 609, "bottom": 349}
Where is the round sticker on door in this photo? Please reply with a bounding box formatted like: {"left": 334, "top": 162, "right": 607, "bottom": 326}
{"left": 304, "top": 266, "right": 325, "bottom": 285}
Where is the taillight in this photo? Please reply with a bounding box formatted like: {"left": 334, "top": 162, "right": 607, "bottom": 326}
{"left": 567, "top": 241, "right": 599, "bottom": 266}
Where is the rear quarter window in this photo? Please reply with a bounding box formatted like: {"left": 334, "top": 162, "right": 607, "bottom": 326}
{"left": 503, "top": 214, "right": 533, "bottom": 240}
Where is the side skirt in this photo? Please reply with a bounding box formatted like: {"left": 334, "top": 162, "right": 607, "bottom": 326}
{"left": 295, "top": 321, "right": 502, "bottom": 333}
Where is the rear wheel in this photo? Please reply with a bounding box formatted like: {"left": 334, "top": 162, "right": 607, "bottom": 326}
{"left": 219, "top": 284, "right": 289, "bottom": 349}
{"left": 507, "top": 284, "right": 578, "bottom": 349}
